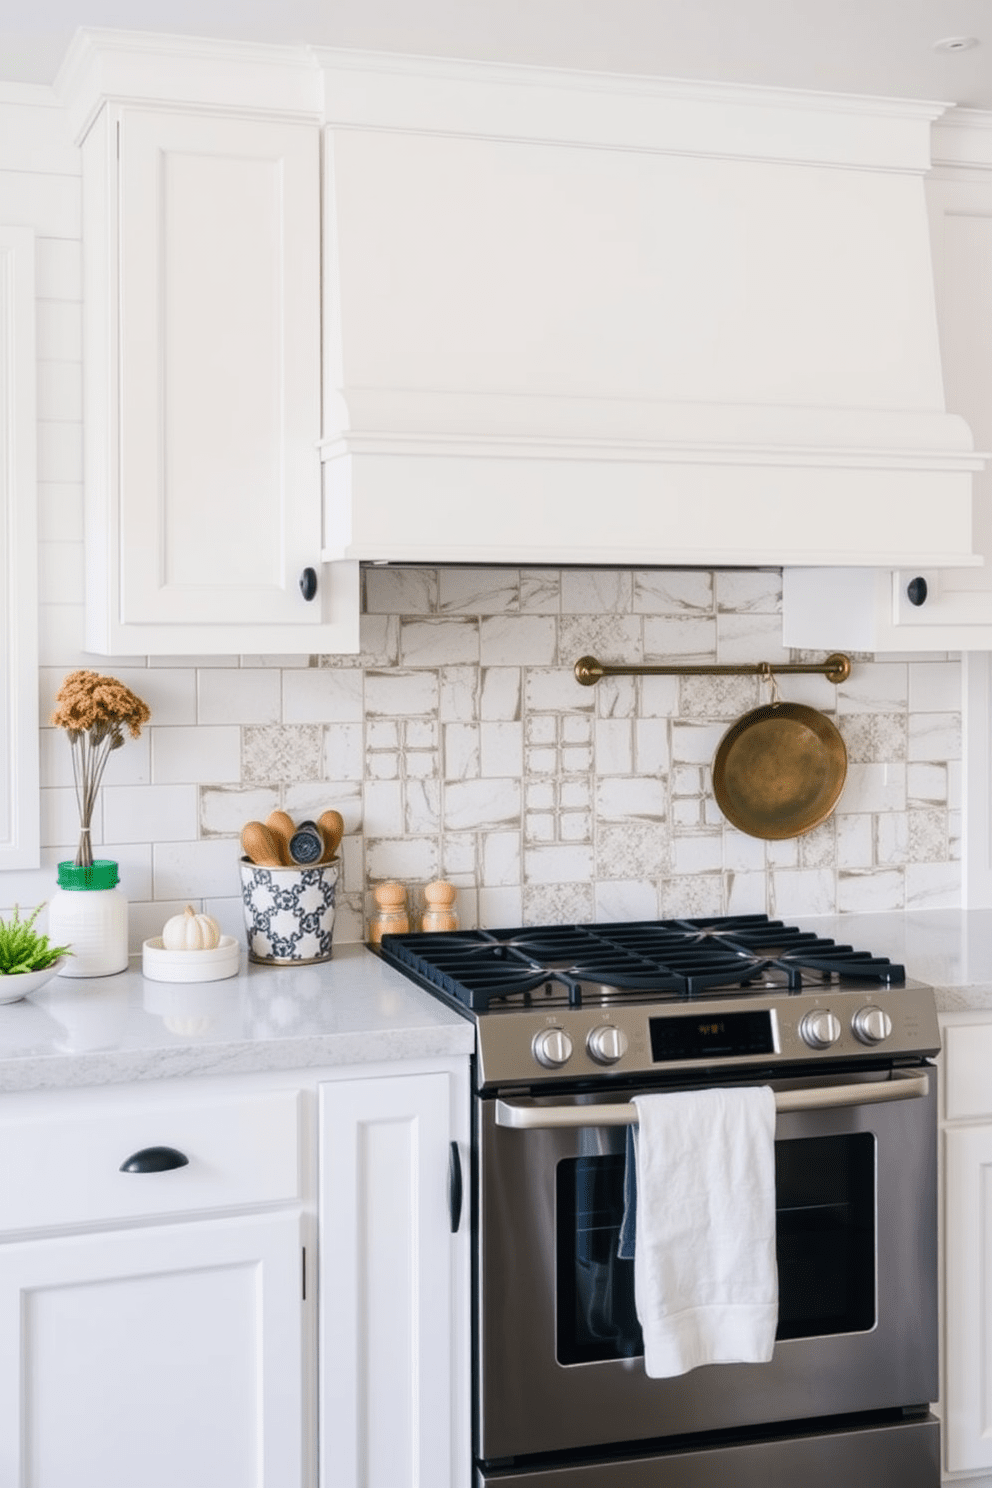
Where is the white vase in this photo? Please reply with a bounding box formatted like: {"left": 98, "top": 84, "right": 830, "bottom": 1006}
{"left": 48, "top": 859, "right": 129, "bottom": 977}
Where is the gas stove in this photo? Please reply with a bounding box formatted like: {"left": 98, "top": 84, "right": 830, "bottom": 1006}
{"left": 378, "top": 913, "right": 941, "bottom": 1089}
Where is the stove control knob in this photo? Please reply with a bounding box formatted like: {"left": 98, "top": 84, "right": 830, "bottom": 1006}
{"left": 852, "top": 1006, "right": 893, "bottom": 1045}
{"left": 532, "top": 1027, "right": 574, "bottom": 1069}
{"left": 799, "top": 1010, "right": 842, "bottom": 1050}
{"left": 587, "top": 1025, "right": 629, "bottom": 1065}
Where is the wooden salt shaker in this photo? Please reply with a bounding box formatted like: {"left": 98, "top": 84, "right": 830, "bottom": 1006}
{"left": 368, "top": 882, "right": 410, "bottom": 944}
{"left": 420, "top": 880, "right": 459, "bottom": 933}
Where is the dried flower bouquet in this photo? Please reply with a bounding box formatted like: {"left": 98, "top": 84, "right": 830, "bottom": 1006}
{"left": 51, "top": 670, "right": 151, "bottom": 868}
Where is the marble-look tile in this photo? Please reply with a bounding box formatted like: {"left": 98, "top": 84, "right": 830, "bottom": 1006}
{"left": 671, "top": 720, "right": 725, "bottom": 765}
{"left": 560, "top": 570, "right": 632, "bottom": 614}
{"left": 908, "top": 712, "right": 961, "bottom": 762}
{"left": 908, "top": 660, "right": 962, "bottom": 713}
{"left": 560, "top": 812, "right": 592, "bottom": 842}
{"left": 634, "top": 719, "right": 670, "bottom": 776}
{"left": 153, "top": 837, "right": 240, "bottom": 899}
{"left": 799, "top": 821, "right": 835, "bottom": 869}
{"left": 405, "top": 751, "right": 439, "bottom": 780}
{"left": 439, "top": 665, "right": 479, "bottom": 723}
{"left": 323, "top": 723, "right": 364, "bottom": 781}
{"left": 400, "top": 617, "right": 479, "bottom": 666}
{"left": 639, "top": 674, "right": 680, "bottom": 717}
{"left": 673, "top": 834, "right": 723, "bottom": 874}
{"left": 526, "top": 714, "right": 557, "bottom": 745}
{"left": 725, "top": 872, "right": 769, "bottom": 915}
{"left": 480, "top": 668, "right": 521, "bottom": 721}
{"left": 716, "top": 612, "right": 790, "bottom": 666}
{"left": 907, "top": 762, "right": 947, "bottom": 807}
{"left": 560, "top": 780, "right": 591, "bottom": 809}
{"left": 596, "top": 676, "right": 637, "bottom": 718}
{"left": 837, "top": 663, "right": 908, "bottom": 714}
{"left": 366, "top": 837, "right": 440, "bottom": 882}
{"left": 340, "top": 613, "right": 400, "bottom": 668}
{"left": 525, "top": 782, "right": 555, "bottom": 811}
{"left": 875, "top": 813, "right": 909, "bottom": 865}
{"left": 367, "top": 720, "right": 399, "bottom": 749}
{"left": 364, "top": 567, "right": 437, "bottom": 615}
{"left": 643, "top": 615, "right": 717, "bottom": 660}
{"left": 836, "top": 868, "right": 905, "bottom": 913}
{"left": 283, "top": 667, "right": 363, "bottom": 723}
{"left": 525, "top": 668, "right": 596, "bottom": 713}
{"left": 444, "top": 723, "right": 481, "bottom": 781}
{"left": 406, "top": 780, "right": 441, "bottom": 834}
{"left": 443, "top": 833, "right": 479, "bottom": 879}
{"left": 404, "top": 719, "right": 438, "bottom": 749}
{"left": 365, "top": 670, "right": 439, "bottom": 718}
{"left": 200, "top": 785, "right": 278, "bottom": 837}
{"left": 596, "top": 777, "right": 667, "bottom": 821}
{"left": 524, "top": 844, "right": 595, "bottom": 883}
{"left": 715, "top": 571, "right": 782, "bottom": 614}
{"left": 482, "top": 831, "right": 521, "bottom": 886}
{"left": 562, "top": 714, "right": 592, "bottom": 744}
{"left": 634, "top": 570, "right": 713, "bottom": 615}
{"left": 480, "top": 615, "right": 557, "bottom": 666}
{"left": 595, "top": 880, "right": 659, "bottom": 921}
{"left": 595, "top": 719, "right": 633, "bottom": 774}
{"left": 525, "top": 812, "right": 556, "bottom": 843}
{"left": 838, "top": 763, "right": 906, "bottom": 814}
{"left": 519, "top": 570, "right": 560, "bottom": 614}
{"left": 723, "top": 829, "right": 765, "bottom": 871}
{"left": 770, "top": 868, "right": 836, "bottom": 917}
{"left": 362, "top": 781, "right": 404, "bottom": 837}
{"left": 444, "top": 778, "right": 522, "bottom": 831}
{"left": 836, "top": 813, "right": 873, "bottom": 869}
{"left": 480, "top": 885, "right": 523, "bottom": 927}
{"left": 439, "top": 568, "right": 519, "bottom": 614}
{"left": 905, "top": 861, "right": 960, "bottom": 909}
{"left": 482, "top": 721, "right": 523, "bottom": 777}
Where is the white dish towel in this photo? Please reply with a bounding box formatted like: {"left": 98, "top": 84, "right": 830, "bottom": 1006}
{"left": 629, "top": 1086, "right": 778, "bottom": 1379}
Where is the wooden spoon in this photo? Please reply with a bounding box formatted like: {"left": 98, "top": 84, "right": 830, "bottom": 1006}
{"left": 265, "top": 810, "right": 295, "bottom": 865}
{"left": 317, "top": 810, "right": 344, "bottom": 862}
{"left": 240, "top": 820, "right": 284, "bottom": 868}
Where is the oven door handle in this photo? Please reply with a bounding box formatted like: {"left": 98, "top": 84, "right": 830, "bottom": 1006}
{"left": 493, "top": 1068, "right": 930, "bottom": 1128}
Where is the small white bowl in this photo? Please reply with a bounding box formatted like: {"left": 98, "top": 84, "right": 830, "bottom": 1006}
{"left": 0, "top": 958, "right": 67, "bottom": 1004}
{"left": 142, "top": 935, "right": 240, "bottom": 984}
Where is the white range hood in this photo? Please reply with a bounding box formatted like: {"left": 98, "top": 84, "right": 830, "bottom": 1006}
{"left": 316, "top": 52, "right": 982, "bottom": 570}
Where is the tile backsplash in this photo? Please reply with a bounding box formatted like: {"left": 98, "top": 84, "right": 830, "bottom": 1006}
{"left": 10, "top": 566, "right": 962, "bottom": 949}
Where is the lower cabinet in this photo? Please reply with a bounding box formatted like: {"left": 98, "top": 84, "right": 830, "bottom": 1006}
{"left": 0, "top": 1056, "right": 470, "bottom": 1488}
{"left": 0, "top": 1211, "right": 303, "bottom": 1488}
{"left": 318, "top": 1065, "right": 471, "bottom": 1488}
{"left": 940, "top": 1013, "right": 992, "bottom": 1482}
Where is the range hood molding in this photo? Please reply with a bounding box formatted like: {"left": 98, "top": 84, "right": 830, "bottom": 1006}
{"left": 317, "top": 50, "right": 980, "bottom": 570}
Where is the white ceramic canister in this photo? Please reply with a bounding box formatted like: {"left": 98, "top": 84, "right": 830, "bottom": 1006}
{"left": 48, "top": 859, "right": 129, "bottom": 976}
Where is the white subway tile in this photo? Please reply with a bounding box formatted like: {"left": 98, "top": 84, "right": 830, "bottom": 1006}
{"left": 561, "top": 570, "right": 632, "bottom": 614}
{"left": 200, "top": 786, "right": 278, "bottom": 837}
{"left": 524, "top": 844, "right": 595, "bottom": 884}
{"left": 103, "top": 784, "right": 198, "bottom": 843}
{"left": 444, "top": 778, "right": 521, "bottom": 831}
{"left": 479, "top": 886, "right": 523, "bottom": 928}
{"left": 198, "top": 668, "right": 280, "bottom": 725}
{"left": 323, "top": 723, "right": 365, "bottom": 781}
{"left": 283, "top": 666, "right": 363, "bottom": 723}
{"left": 908, "top": 660, "right": 962, "bottom": 713}
{"left": 365, "top": 670, "right": 439, "bottom": 718}
{"left": 481, "top": 615, "right": 556, "bottom": 666}
{"left": 445, "top": 723, "right": 481, "bottom": 781}
{"left": 482, "top": 831, "right": 521, "bottom": 887}
{"left": 595, "top": 880, "right": 658, "bottom": 920}
{"left": 400, "top": 618, "right": 479, "bottom": 666}
{"left": 480, "top": 667, "right": 521, "bottom": 721}
{"left": 595, "top": 777, "right": 666, "bottom": 821}
{"left": 836, "top": 869, "right": 905, "bottom": 913}
{"left": 481, "top": 721, "right": 523, "bottom": 777}
{"left": 152, "top": 726, "right": 240, "bottom": 785}
{"left": 153, "top": 837, "right": 241, "bottom": 900}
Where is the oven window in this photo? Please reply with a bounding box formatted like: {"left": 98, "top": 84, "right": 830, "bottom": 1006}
{"left": 555, "top": 1133, "right": 876, "bottom": 1365}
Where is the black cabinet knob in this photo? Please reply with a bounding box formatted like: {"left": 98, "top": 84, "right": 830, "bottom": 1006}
{"left": 119, "top": 1145, "right": 189, "bottom": 1173}
{"left": 299, "top": 567, "right": 318, "bottom": 602}
{"left": 906, "top": 576, "right": 928, "bottom": 607}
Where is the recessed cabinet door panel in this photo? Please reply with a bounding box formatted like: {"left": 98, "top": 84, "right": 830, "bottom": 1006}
{"left": 943, "top": 1123, "right": 992, "bottom": 1474}
{"left": 0, "top": 1210, "right": 303, "bottom": 1488}
{"left": 118, "top": 108, "right": 320, "bottom": 627}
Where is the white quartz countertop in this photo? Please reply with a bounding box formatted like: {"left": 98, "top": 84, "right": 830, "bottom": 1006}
{"left": 0, "top": 943, "right": 474, "bottom": 1092}
{"left": 790, "top": 909, "right": 992, "bottom": 1015}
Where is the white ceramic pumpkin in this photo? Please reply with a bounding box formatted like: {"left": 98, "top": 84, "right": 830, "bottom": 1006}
{"left": 161, "top": 905, "right": 222, "bottom": 952}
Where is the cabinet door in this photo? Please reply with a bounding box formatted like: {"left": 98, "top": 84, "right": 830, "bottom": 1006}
{"left": 83, "top": 104, "right": 358, "bottom": 654}
{"left": 318, "top": 1069, "right": 470, "bottom": 1488}
{"left": 943, "top": 1122, "right": 992, "bottom": 1473}
{"left": 0, "top": 1209, "right": 303, "bottom": 1488}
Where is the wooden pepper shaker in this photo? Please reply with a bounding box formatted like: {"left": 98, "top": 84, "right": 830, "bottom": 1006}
{"left": 420, "top": 880, "right": 459, "bottom": 933}
{"left": 368, "top": 882, "right": 410, "bottom": 944}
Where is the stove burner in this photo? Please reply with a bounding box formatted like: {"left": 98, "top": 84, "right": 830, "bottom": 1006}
{"left": 379, "top": 914, "right": 906, "bottom": 1014}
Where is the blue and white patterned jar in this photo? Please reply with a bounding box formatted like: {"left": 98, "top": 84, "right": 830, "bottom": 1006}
{"left": 239, "top": 858, "right": 339, "bottom": 965}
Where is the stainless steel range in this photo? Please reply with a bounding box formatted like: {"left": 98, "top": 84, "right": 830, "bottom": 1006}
{"left": 379, "top": 913, "right": 941, "bottom": 1488}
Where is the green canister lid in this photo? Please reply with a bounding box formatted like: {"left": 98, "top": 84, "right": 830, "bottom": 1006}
{"left": 56, "top": 859, "right": 120, "bottom": 891}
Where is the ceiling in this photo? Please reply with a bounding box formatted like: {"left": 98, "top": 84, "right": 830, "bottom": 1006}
{"left": 1, "top": 0, "right": 991, "bottom": 110}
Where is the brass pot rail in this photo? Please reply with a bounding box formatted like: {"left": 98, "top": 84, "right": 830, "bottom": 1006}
{"left": 573, "top": 652, "right": 851, "bottom": 687}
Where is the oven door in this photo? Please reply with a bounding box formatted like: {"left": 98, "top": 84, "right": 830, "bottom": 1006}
{"left": 476, "top": 1065, "right": 937, "bottom": 1464}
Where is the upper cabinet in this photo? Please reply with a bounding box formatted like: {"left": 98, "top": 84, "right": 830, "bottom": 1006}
{"left": 783, "top": 113, "right": 992, "bottom": 652}
{"left": 61, "top": 35, "right": 359, "bottom": 655}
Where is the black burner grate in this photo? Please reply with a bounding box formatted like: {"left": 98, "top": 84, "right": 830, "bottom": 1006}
{"left": 378, "top": 914, "right": 906, "bottom": 1014}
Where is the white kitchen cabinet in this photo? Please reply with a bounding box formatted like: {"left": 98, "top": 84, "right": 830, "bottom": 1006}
{"left": 0, "top": 1211, "right": 303, "bottom": 1488}
{"left": 74, "top": 78, "right": 358, "bottom": 654}
{"left": 0, "top": 1078, "right": 308, "bottom": 1488}
{"left": 939, "top": 1013, "right": 992, "bottom": 1480}
{"left": 317, "top": 1063, "right": 471, "bottom": 1488}
{"left": 782, "top": 126, "right": 992, "bottom": 653}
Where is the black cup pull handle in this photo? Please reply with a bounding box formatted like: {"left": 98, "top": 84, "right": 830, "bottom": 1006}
{"left": 119, "top": 1145, "right": 189, "bottom": 1174}
{"left": 300, "top": 567, "right": 318, "bottom": 602}
{"left": 907, "top": 576, "right": 928, "bottom": 607}
{"left": 448, "top": 1140, "right": 463, "bottom": 1234}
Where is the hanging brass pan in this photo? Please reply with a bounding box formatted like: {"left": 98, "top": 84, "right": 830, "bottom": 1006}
{"left": 712, "top": 702, "right": 847, "bottom": 840}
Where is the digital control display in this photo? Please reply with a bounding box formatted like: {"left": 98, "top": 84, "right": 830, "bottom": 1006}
{"left": 649, "top": 1009, "right": 775, "bottom": 1062}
